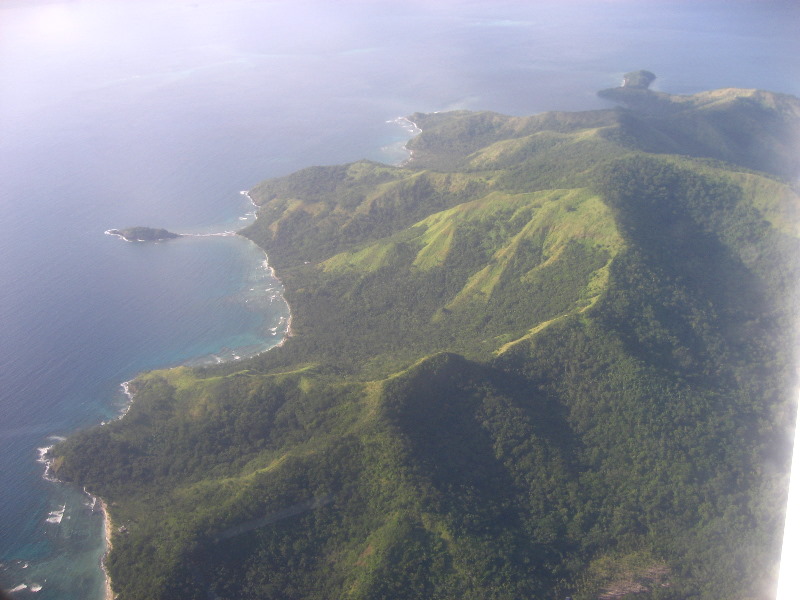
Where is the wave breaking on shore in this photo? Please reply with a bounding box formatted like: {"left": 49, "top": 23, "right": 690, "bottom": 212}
{"left": 41, "top": 192, "right": 292, "bottom": 600}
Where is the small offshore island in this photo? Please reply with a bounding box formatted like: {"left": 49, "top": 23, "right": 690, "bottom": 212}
{"left": 106, "top": 227, "right": 182, "bottom": 242}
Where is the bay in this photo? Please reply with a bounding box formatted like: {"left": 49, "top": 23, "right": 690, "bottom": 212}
{"left": 1, "top": 1, "right": 798, "bottom": 597}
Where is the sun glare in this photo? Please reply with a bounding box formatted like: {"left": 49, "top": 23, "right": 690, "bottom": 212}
{"left": 776, "top": 391, "right": 800, "bottom": 599}
{"left": 30, "top": 4, "right": 78, "bottom": 43}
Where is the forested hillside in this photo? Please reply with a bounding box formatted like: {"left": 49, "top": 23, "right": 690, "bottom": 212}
{"left": 53, "top": 76, "right": 800, "bottom": 600}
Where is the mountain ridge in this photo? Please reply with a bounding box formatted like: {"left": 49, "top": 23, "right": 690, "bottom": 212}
{"left": 52, "top": 77, "right": 800, "bottom": 600}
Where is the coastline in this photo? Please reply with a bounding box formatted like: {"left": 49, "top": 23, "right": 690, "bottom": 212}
{"left": 239, "top": 188, "right": 294, "bottom": 345}
{"left": 99, "top": 498, "right": 114, "bottom": 600}
{"left": 31, "top": 114, "right": 421, "bottom": 596}
{"left": 45, "top": 195, "right": 292, "bottom": 600}
{"left": 35, "top": 114, "right": 409, "bottom": 596}
{"left": 259, "top": 253, "right": 294, "bottom": 344}
{"left": 32, "top": 446, "right": 116, "bottom": 599}
{"left": 385, "top": 116, "right": 421, "bottom": 167}
{"left": 93, "top": 236, "right": 292, "bottom": 599}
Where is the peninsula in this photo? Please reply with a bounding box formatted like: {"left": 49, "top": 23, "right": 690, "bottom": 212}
{"left": 105, "top": 227, "right": 181, "bottom": 242}
{"left": 54, "top": 74, "right": 800, "bottom": 600}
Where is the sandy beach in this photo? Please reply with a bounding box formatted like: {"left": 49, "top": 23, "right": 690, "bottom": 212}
{"left": 99, "top": 498, "right": 114, "bottom": 600}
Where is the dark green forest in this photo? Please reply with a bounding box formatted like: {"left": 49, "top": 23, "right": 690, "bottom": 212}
{"left": 52, "top": 76, "right": 800, "bottom": 599}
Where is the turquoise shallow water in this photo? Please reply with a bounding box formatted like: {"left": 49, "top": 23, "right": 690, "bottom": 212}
{"left": 1, "top": 1, "right": 798, "bottom": 597}
{"left": 0, "top": 231, "right": 291, "bottom": 599}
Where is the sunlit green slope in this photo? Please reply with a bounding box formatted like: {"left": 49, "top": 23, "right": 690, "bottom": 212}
{"left": 54, "top": 78, "right": 800, "bottom": 600}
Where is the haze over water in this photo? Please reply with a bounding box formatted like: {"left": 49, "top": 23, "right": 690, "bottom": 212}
{"left": 1, "top": 1, "right": 798, "bottom": 597}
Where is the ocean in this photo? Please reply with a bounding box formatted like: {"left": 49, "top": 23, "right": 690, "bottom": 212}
{"left": 1, "top": 1, "right": 798, "bottom": 597}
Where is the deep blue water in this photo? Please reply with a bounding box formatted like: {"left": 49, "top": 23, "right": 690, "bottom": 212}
{"left": 1, "top": 1, "right": 798, "bottom": 597}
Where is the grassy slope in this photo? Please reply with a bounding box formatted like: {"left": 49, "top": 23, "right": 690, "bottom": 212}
{"left": 53, "top": 86, "right": 800, "bottom": 600}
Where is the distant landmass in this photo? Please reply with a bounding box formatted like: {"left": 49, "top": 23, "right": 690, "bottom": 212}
{"left": 53, "top": 73, "right": 800, "bottom": 600}
{"left": 620, "top": 69, "right": 656, "bottom": 89}
{"left": 106, "top": 227, "right": 181, "bottom": 242}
